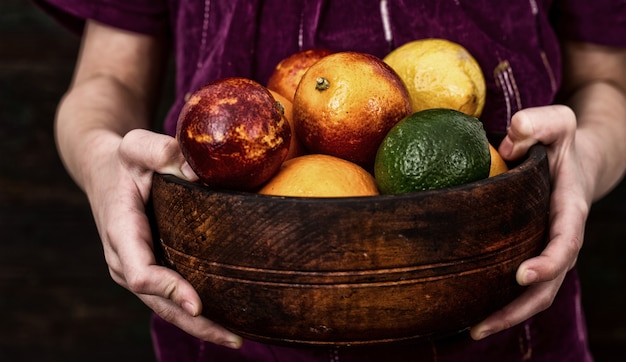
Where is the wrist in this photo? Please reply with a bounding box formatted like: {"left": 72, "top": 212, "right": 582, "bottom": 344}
{"left": 58, "top": 128, "right": 123, "bottom": 196}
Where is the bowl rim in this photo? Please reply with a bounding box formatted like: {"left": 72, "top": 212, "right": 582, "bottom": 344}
{"left": 154, "top": 144, "right": 546, "bottom": 204}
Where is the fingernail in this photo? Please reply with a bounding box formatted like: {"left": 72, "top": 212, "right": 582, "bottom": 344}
{"left": 477, "top": 329, "right": 493, "bottom": 340}
{"left": 498, "top": 138, "right": 513, "bottom": 158}
{"left": 181, "top": 301, "right": 197, "bottom": 316}
{"left": 180, "top": 162, "right": 197, "bottom": 180}
{"left": 222, "top": 338, "right": 243, "bottom": 349}
{"left": 523, "top": 269, "right": 537, "bottom": 285}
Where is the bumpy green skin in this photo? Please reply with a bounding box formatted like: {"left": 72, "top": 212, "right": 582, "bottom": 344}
{"left": 374, "top": 108, "right": 490, "bottom": 194}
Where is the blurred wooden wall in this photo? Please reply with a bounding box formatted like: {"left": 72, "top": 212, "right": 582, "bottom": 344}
{"left": 0, "top": 1, "right": 155, "bottom": 361}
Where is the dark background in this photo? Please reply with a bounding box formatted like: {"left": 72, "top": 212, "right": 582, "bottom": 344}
{"left": 1, "top": 1, "right": 625, "bottom": 361}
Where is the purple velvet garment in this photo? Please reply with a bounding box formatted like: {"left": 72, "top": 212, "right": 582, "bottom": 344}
{"left": 149, "top": 270, "right": 590, "bottom": 362}
{"left": 165, "top": 0, "right": 566, "bottom": 138}
{"left": 34, "top": 0, "right": 626, "bottom": 360}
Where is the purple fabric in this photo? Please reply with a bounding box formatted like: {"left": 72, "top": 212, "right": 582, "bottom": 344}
{"left": 552, "top": 0, "right": 626, "bottom": 47}
{"left": 34, "top": 0, "right": 169, "bottom": 35}
{"left": 34, "top": 0, "right": 626, "bottom": 137}
{"left": 165, "top": 0, "right": 566, "bottom": 138}
{"left": 33, "top": 0, "right": 626, "bottom": 360}
{"left": 150, "top": 269, "right": 591, "bottom": 361}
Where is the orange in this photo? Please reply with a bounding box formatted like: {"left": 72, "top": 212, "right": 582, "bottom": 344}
{"left": 489, "top": 143, "right": 509, "bottom": 177}
{"left": 267, "top": 48, "right": 333, "bottom": 102}
{"left": 269, "top": 90, "right": 306, "bottom": 160}
{"left": 293, "top": 51, "right": 412, "bottom": 170}
{"left": 258, "top": 154, "right": 379, "bottom": 197}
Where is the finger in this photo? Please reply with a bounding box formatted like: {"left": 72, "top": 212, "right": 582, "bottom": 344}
{"left": 498, "top": 105, "right": 576, "bottom": 160}
{"left": 518, "top": 143, "right": 587, "bottom": 286}
{"left": 140, "top": 293, "right": 243, "bottom": 348}
{"left": 471, "top": 189, "right": 582, "bottom": 340}
{"left": 108, "top": 206, "right": 242, "bottom": 347}
{"left": 517, "top": 191, "right": 586, "bottom": 286}
{"left": 125, "top": 264, "right": 203, "bottom": 316}
{"left": 470, "top": 273, "right": 565, "bottom": 340}
{"left": 105, "top": 200, "right": 203, "bottom": 313}
{"left": 96, "top": 181, "right": 200, "bottom": 312}
{"left": 516, "top": 234, "right": 580, "bottom": 286}
{"left": 95, "top": 167, "right": 242, "bottom": 347}
{"left": 101, "top": 202, "right": 242, "bottom": 349}
{"left": 118, "top": 128, "right": 198, "bottom": 181}
{"left": 105, "top": 206, "right": 240, "bottom": 346}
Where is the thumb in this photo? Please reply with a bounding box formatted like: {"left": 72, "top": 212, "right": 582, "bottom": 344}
{"left": 498, "top": 105, "right": 576, "bottom": 161}
{"left": 119, "top": 129, "right": 198, "bottom": 181}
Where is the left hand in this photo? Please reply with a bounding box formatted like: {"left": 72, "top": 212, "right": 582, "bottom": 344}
{"left": 470, "top": 104, "right": 591, "bottom": 340}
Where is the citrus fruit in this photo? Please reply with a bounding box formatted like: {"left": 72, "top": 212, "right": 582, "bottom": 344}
{"left": 374, "top": 108, "right": 490, "bottom": 194}
{"left": 293, "top": 51, "right": 412, "bottom": 169}
{"left": 269, "top": 90, "right": 306, "bottom": 160}
{"left": 267, "top": 48, "right": 333, "bottom": 102}
{"left": 176, "top": 77, "right": 291, "bottom": 191}
{"left": 489, "top": 143, "right": 509, "bottom": 177}
{"left": 259, "top": 154, "right": 379, "bottom": 197}
{"left": 383, "top": 38, "right": 486, "bottom": 118}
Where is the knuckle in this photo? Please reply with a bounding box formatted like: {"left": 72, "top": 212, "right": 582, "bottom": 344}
{"left": 153, "top": 304, "right": 179, "bottom": 324}
{"left": 117, "top": 130, "right": 142, "bottom": 167}
{"left": 554, "top": 104, "right": 576, "bottom": 121}
{"left": 508, "top": 110, "right": 540, "bottom": 148}
{"left": 535, "top": 292, "right": 556, "bottom": 312}
{"left": 119, "top": 129, "right": 143, "bottom": 153}
{"left": 124, "top": 128, "right": 147, "bottom": 143}
{"left": 545, "top": 260, "right": 566, "bottom": 281}
{"left": 567, "top": 234, "right": 583, "bottom": 256}
{"left": 153, "top": 137, "right": 181, "bottom": 166}
{"left": 121, "top": 130, "right": 182, "bottom": 172}
{"left": 497, "top": 315, "right": 516, "bottom": 332}
{"left": 125, "top": 272, "right": 151, "bottom": 294}
{"left": 107, "top": 266, "right": 125, "bottom": 286}
{"left": 555, "top": 105, "right": 577, "bottom": 132}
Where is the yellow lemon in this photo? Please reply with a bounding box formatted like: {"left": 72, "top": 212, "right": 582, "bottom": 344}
{"left": 383, "top": 38, "right": 486, "bottom": 118}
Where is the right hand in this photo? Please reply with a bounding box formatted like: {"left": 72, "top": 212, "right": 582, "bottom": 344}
{"left": 87, "top": 128, "right": 243, "bottom": 349}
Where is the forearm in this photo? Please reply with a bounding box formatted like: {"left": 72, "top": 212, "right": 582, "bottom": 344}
{"left": 55, "top": 74, "right": 152, "bottom": 192}
{"left": 559, "top": 41, "right": 626, "bottom": 202}
{"left": 568, "top": 80, "right": 626, "bottom": 202}
{"left": 54, "top": 21, "right": 166, "bottom": 194}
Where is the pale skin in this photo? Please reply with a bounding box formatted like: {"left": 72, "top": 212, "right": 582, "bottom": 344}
{"left": 56, "top": 20, "right": 626, "bottom": 348}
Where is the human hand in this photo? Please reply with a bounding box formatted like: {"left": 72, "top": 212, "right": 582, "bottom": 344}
{"left": 470, "top": 105, "right": 591, "bottom": 340}
{"left": 87, "top": 129, "right": 243, "bottom": 349}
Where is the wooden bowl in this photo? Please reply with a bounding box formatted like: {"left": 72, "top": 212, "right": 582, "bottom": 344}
{"left": 149, "top": 144, "right": 550, "bottom": 346}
